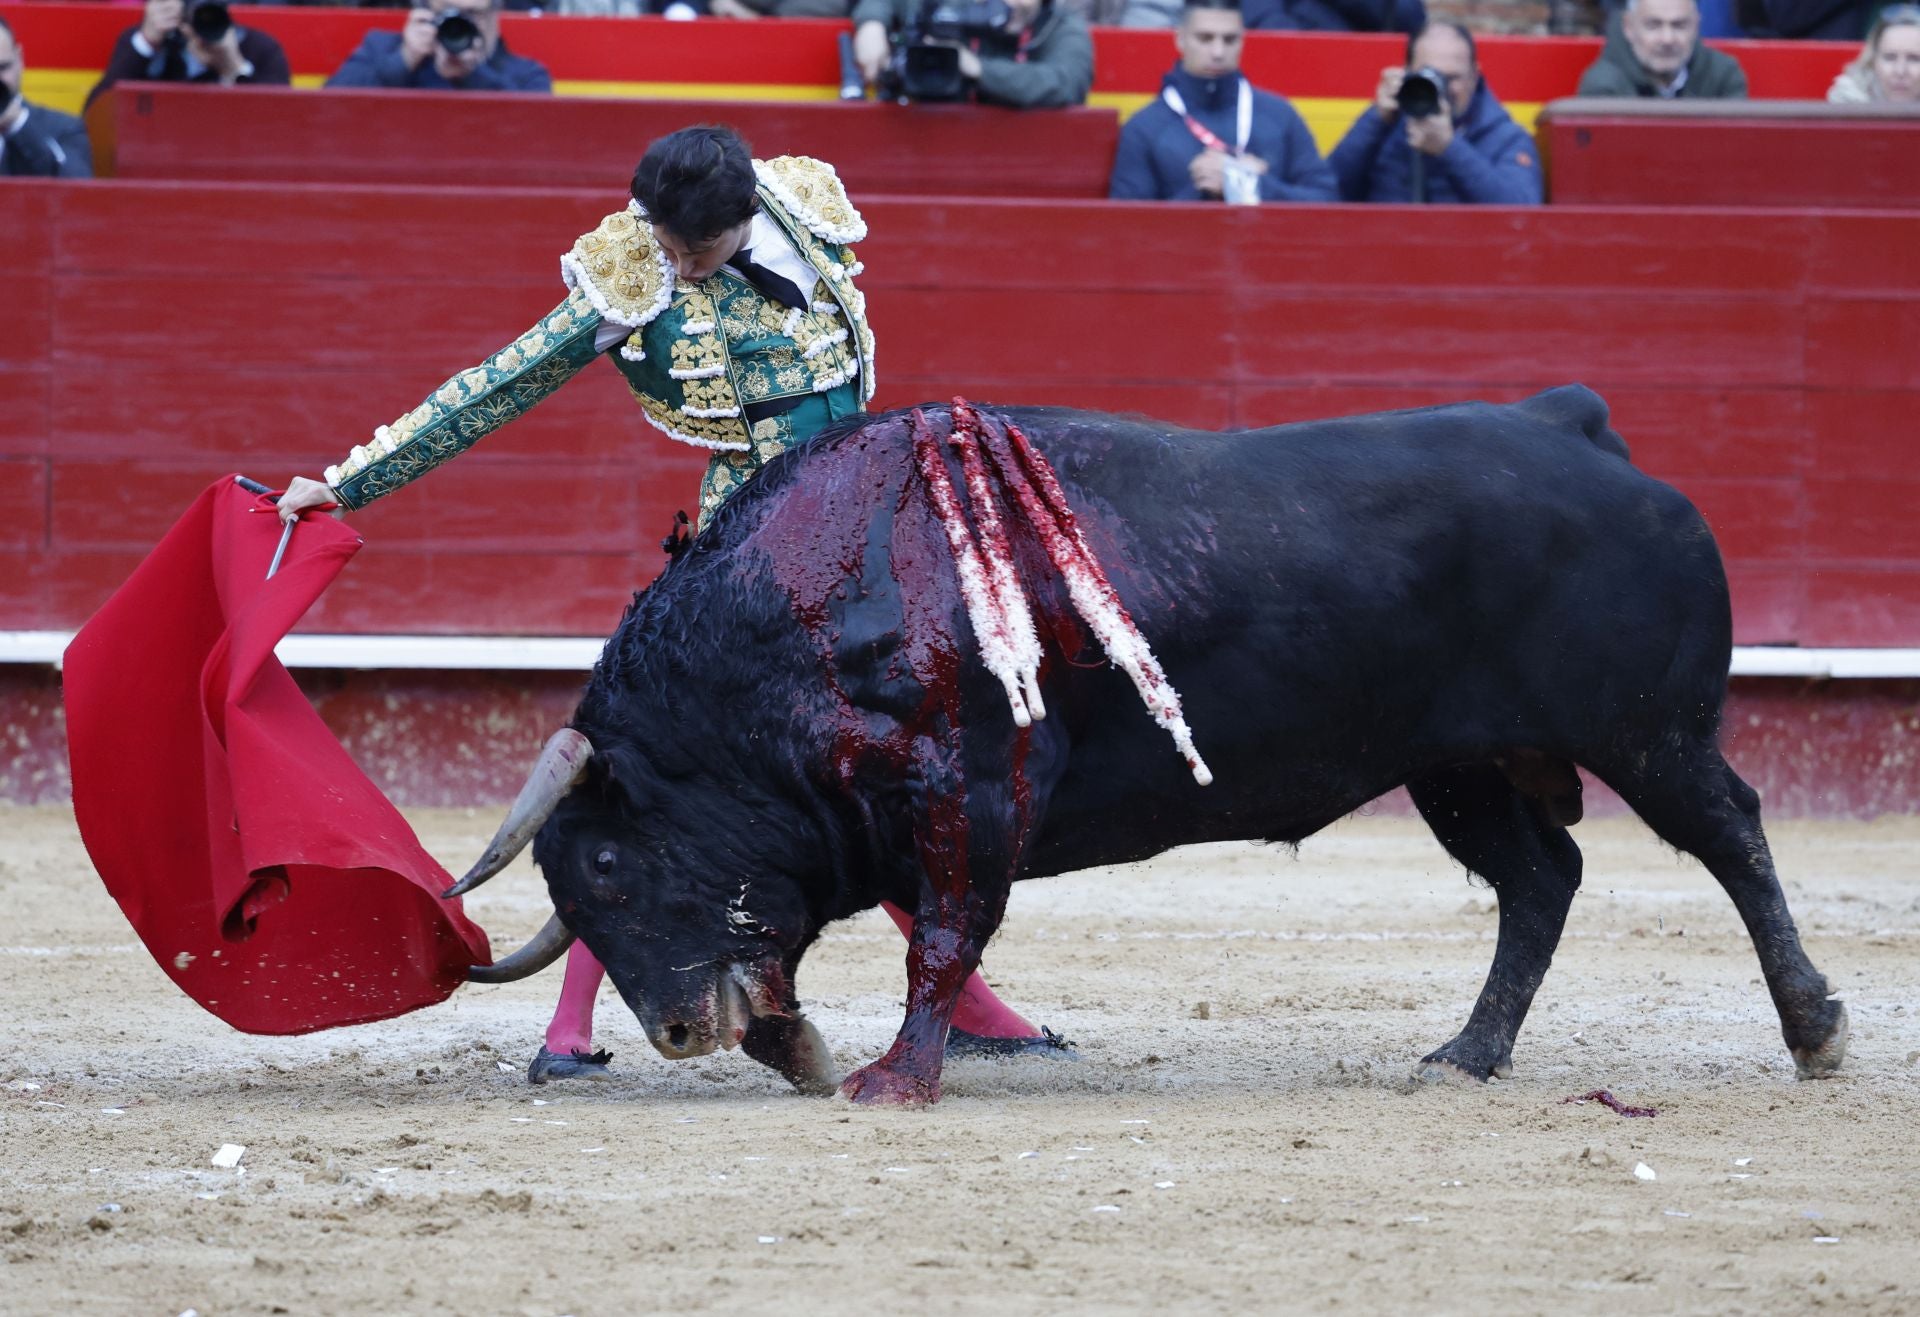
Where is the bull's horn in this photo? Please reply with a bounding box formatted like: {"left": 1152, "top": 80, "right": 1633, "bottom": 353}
{"left": 442, "top": 728, "right": 594, "bottom": 899}
{"left": 467, "top": 912, "right": 575, "bottom": 984}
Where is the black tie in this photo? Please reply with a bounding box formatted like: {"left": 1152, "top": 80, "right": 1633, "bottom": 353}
{"left": 726, "top": 247, "right": 809, "bottom": 312}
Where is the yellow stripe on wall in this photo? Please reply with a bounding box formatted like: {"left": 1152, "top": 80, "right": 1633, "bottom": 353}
{"left": 1100, "top": 91, "right": 1543, "bottom": 155}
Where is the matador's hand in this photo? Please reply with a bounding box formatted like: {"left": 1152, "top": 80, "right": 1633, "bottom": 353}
{"left": 278, "top": 476, "right": 344, "bottom": 525}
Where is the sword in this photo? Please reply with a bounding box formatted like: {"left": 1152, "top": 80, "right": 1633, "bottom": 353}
{"left": 236, "top": 476, "right": 296, "bottom": 581}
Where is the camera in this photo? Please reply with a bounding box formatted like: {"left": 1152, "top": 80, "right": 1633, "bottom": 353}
{"left": 433, "top": 10, "right": 484, "bottom": 56}
{"left": 880, "top": 0, "right": 1013, "bottom": 102}
{"left": 187, "top": 0, "right": 232, "bottom": 44}
{"left": 1395, "top": 65, "right": 1448, "bottom": 119}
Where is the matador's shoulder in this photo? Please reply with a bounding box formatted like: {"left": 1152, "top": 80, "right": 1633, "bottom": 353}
{"left": 754, "top": 156, "right": 868, "bottom": 246}
{"left": 560, "top": 204, "right": 676, "bottom": 329}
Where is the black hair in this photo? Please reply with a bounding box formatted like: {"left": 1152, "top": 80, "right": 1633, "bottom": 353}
{"left": 1406, "top": 20, "right": 1478, "bottom": 65}
{"left": 1181, "top": 0, "right": 1244, "bottom": 12}
{"left": 0, "top": 15, "right": 14, "bottom": 38}
{"left": 630, "top": 126, "right": 759, "bottom": 244}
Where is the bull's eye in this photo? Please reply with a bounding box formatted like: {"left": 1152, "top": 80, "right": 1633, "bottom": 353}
{"left": 593, "top": 847, "right": 617, "bottom": 875}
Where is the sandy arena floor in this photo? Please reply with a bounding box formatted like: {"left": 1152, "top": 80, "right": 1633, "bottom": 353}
{"left": 3, "top": 806, "right": 1918, "bottom": 1316}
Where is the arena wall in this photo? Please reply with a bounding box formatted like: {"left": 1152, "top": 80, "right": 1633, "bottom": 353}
{"left": 3, "top": 164, "right": 1916, "bottom": 814}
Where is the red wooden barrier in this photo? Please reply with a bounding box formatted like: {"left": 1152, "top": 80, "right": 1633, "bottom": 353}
{"left": 1542, "top": 100, "right": 1920, "bottom": 209}
{"left": 83, "top": 84, "right": 1121, "bottom": 197}
{"left": 4, "top": 180, "right": 1917, "bottom": 645}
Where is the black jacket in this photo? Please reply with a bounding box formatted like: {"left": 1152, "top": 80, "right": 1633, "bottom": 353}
{"left": 86, "top": 25, "right": 292, "bottom": 109}
{"left": 0, "top": 100, "right": 94, "bottom": 177}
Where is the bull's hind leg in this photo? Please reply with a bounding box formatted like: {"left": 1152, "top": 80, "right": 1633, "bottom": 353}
{"left": 1407, "top": 763, "right": 1583, "bottom": 1083}
{"left": 1605, "top": 747, "right": 1847, "bottom": 1077}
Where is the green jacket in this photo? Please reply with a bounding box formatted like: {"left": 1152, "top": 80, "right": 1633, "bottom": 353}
{"left": 1576, "top": 28, "right": 1749, "bottom": 99}
{"left": 326, "top": 155, "right": 876, "bottom": 512}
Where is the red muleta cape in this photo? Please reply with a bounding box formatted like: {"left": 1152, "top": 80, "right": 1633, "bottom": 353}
{"left": 65, "top": 476, "right": 491, "bottom": 1034}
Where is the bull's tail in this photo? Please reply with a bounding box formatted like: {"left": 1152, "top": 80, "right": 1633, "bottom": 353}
{"left": 1516, "top": 384, "right": 1630, "bottom": 463}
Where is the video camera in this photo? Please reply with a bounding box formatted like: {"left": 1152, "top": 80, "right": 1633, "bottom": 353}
{"left": 1394, "top": 65, "right": 1449, "bottom": 119}
{"left": 880, "top": 0, "right": 1014, "bottom": 102}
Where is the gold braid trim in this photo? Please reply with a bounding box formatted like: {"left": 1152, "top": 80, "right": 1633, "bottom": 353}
{"left": 560, "top": 208, "right": 675, "bottom": 329}
{"left": 754, "top": 156, "right": 867, "bottom": 245}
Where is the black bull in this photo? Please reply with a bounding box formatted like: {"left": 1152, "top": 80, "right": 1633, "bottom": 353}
{"left": 458, "top": 386, "right": 1847, "bottom": 1105}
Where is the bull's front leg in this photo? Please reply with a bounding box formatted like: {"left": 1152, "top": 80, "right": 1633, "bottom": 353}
{"left": 740, "top": 950, "right": 840, "bottom": 1096}
{"left": 839, "top": 888, "right": 1005, "bottom": 1106}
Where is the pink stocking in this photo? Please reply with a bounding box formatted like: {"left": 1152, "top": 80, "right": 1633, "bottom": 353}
{"left": 544, "top": 941, "right": 605, "bottom": 1055}
{"left": 880, "top": 900, "right": 1036, "bottom": 1038}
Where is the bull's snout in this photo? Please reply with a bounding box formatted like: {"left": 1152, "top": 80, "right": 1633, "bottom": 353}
{"left": 643, "top": 968, "right": 755, "bottom": 1060}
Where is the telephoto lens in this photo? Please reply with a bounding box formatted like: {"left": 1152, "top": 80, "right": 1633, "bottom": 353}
{"left": 1394, "top": 66, "right": 1447, "bottom": 118}
{"left": 188, "top": 0, "right": 233, "bottom": 43}
{"left": 434, "top": 11, "right": 482, "bottom": 55}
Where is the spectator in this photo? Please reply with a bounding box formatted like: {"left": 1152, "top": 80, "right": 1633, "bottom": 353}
{"left": 0, "top": 17, "right": 92, "bottom": 177}
{"left": 327, "top": 0, "right": 552, "bottom": 92}
{"left": 1109, "top": 0, "right": 1337, "bottom": 203}
{"left": 1738, "top": 0, "right": 1875, "bottom": 41}
{"left": 709, "top": 0, "right": 852, "bottom": 15}
{"left": 1328, "top": 22, "right": 1542, "bottom": 204}
{"left": 1577, "top": 0, "right": 1747, "bottom": 98}
{"left": 1242, "top": 0, "right": 1424, "bottom": 32}
{"left": 1828, "top": 4, "right": 1920, "bottom": 102}
{"left": 86, "top": 0, "right": 291, "bottom": 110}
{"left": 850, "top": 0, "right": 1094, "bottom": 107}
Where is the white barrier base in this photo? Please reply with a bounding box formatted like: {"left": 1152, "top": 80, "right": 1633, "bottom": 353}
{"left": 4, "top": 631, "right": 1920, "bottom": 678}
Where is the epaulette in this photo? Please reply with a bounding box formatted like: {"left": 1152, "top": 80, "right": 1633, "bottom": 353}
{"left": 559, "top": 204, "right": 675, "bottom": 329}
{"left": 753, "top": 156, "right": 868, "bottom": 246}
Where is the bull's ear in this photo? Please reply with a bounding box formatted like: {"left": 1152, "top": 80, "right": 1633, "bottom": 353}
{"left": 592, "top": 741, "right": 656, "bottom": 810}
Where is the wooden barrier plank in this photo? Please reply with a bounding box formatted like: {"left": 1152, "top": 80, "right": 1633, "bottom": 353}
{"left": 1805, "top": 476, "right": 1920, "bottom": 561}
{"left": 1806, "top": 390, "right": 1913, "bottom": 482}
{"left": 89, "top": 86, "right": 1122, "bottom": 200}
{"left": 0, "top": 371, "right": 53, "bottom": 461}
{"left": 1722, "top": 565, "right": 1805, "bottom": 645}
{"left": 1680, "top": 476, "right": 1805, "bottom": 564}
{"left": 1807, "top": 298, "right": 1920, "bottom": 391}
{"left": 1801, "top": 568, "right": 1920, "bottom": 647}
{"left": 0, "top": 460, "right": 49, "bottom": 552}
{"left": 1542, "top": 103, "right": 1920, "bottom": 210}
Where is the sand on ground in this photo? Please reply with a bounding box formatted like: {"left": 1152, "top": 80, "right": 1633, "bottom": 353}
{"left": 3, "top": 806, "right": 1917, "bottom": 1316}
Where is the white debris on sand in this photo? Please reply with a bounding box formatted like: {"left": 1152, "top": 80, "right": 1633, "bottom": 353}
{"left": 210, "top": 1144, "right": 245, "bottom": 1169}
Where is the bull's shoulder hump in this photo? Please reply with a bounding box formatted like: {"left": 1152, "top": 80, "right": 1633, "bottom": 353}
{"left": 560, "top": 205, "right": 675, "bottom": 329}
{"left": 755, "top": 156, "right": 867, "bottom": 246}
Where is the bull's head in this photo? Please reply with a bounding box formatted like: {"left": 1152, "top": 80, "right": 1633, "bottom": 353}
{"left": 447, "top": 728, "right": 813, "bottom": 1063}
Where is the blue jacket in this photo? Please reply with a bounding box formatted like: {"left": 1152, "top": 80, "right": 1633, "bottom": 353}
{"left": 1109, "top": 67, "right": 1337, "bottom": 203}
{"left": 326, "top": 30, "right": 553, "bottom": 92}
{"left": 1327, "top": 80, "right": 1541, "bottom": 205}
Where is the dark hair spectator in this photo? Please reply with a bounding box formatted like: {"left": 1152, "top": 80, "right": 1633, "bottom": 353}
{"left": 1327, "top": 21, "right": 1541, "bottom": 204}
{"left": 707, "top": 0, "right": 854, "bottom": 15}
{"left": 849, "top": 0, "right": 1094, "bottom": 107}
{"left": 1109, "top": 0, "right": 1337, "bottom": 203}
{"left": 327, "top": 0, "right": 552, "bottom": 93}
{"left": 1121, "top": 0, "right": 1420, "bottom": 32}
{"left": 1578, "top": 0, "right": 1747, "bottom": 98}
{"left": 1736, "top": 0, "right": 1875, "bottom": 41}
{"left": 0, "top": 16, "right": 93, "bottom": 177}
{"left": 85, "top": 0, "right": 291, "bottom": 111}
{"left": 1828, "top": 4, "right": 1920, "bottom": 101}
{"left": 631, "top": 126, "right": 760, "bottom": 241}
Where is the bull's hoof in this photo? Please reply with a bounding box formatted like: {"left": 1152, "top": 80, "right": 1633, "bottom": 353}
{"left": 839, "top": 1062, "right": 940, "bottom": 1107}
{"left": 527, "top": 1047, "right": 614, "bottom": 1085}
{"left": 947, "top": 1025, "right": 1077, "bottom": 1060}
{"left": 1411, "top": 1058, "right": 1487, "bottom": 1086}
{"left": 1791, "top": 1003, "right": 1849, "bottom": 1080}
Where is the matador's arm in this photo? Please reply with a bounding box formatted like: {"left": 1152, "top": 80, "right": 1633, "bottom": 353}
{"left": 324, "top": 289, "right": 605, "bottom": 511}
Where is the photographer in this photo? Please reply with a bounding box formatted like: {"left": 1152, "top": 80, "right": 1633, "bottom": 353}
{"left": 1109, "top": 0, "right": 1336, "bottom": 203}
{"left": 1, "top": 17, "right": 92, "bottom": 178}
{"left": 327, "top": 0, "right": 553, "bottom": 93}
{"left": 850, "top": 0, "right": 1094, "bottom": 108}
{"left": 1327, "top": 21, "right": 1541, "bottom": 205}
{"left": 85, "top": 0, "right": 291, "bottom": 110}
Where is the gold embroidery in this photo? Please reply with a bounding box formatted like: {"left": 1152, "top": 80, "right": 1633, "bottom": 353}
{"left": 681, "top": 375, "right": 737, "bottom": 416}
{"left": 756, "top": 156, "right": 867, "bottom": 244}
{"left": 563, "top": 210, "right": 672, "bottom": 326}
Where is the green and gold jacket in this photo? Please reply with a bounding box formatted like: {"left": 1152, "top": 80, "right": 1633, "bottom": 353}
{"left": 324, "top": 155, "right": 876, "bottom": 514}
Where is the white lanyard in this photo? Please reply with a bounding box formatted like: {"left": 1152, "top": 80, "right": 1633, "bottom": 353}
{"left": 1161, "top": 78, "right": 1253, "bottom": 155}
